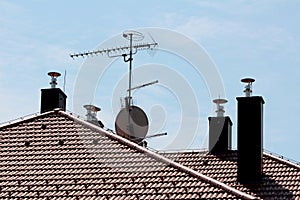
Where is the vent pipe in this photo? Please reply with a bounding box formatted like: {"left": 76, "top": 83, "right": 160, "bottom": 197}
{"left": 214, "top": 98, "right": 227, "bottom": 117}
{"left": 83, "top": 105, "right": 104, "bottom": 128}
{"left": 48, "top": 72, "right": 61, "bottom": 88}
{"left": 241, "top": 78, "right": 255, "bottom": 97}
{"left": 40, "top": 72, "right": 67, "bottom": 113}
{"left": 208, "top": 98, "right": 232, "bottom": 153}
{"left": 237, "top": 77, "right": 264, "bottom": 183}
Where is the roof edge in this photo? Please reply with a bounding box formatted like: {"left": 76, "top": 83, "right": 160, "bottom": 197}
{"left": 263, "top": 151, "right": 300, "bottom": 170}
{"left": 60, "top": 110, "right": 257, "bottom": 200}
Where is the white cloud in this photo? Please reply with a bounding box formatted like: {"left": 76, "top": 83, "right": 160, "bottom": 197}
{"left": 176, "top": 16, "right": 240, "bottom": 40}
{"left": 0, "top": 0, "right": 24, "bottom": 15}
{"left": 156, "top": 12, "right": 297, "bottom": 57}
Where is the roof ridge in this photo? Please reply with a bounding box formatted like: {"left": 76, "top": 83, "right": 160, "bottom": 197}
{"left": 0, "top": 110, "right": 56, "bottom": 129}
{"left": 155, "top": 149, "right": 208, "bottom": 154}
{"left": 263, "top": 151, "right": 300, "bottom": 170}
{"left": 59, "top": 110, "right": 257, "bottom": 200}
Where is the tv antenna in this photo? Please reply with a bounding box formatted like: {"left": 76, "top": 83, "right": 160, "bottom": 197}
{"left": 70, "top": 30, "right": 158, "bottom": 107}
{"left": 70, "top": 30, "right": 165, "bottom": 144}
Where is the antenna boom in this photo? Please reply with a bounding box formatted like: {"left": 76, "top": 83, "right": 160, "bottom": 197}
{"left": 127, "top": 80, "right": 158, "bottom": 92}
{"left": 70, "top": 42, "right": 158, "bottom": 59}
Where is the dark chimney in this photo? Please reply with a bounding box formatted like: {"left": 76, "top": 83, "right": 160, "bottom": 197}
{"left": 40, "top": 72, "right": 67, "bottom": 113}
{"left": 236, "top": 78, "right": 264, "bottom": 183}
{"left": 209, "top": 98, "right": 232, "bottom": 153}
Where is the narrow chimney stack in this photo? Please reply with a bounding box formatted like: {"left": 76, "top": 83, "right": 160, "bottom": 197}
{"left": 209, "top": 98, "right": 232, "bottom": 153}
{"left": 40, "top": 72, "right": 67, "bottom": 113}
{"left": 237, "top": 77, "right": 264, "bottom": 183}
{"left": 83, "top": 105, "right": 104, "bottom": 128}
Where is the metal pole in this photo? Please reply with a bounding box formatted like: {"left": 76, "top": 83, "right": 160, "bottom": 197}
{"left": 128, "top": 33, "right": 133, "bottom": 107}
{"left": 127, "top": 33, "right": 133, "bottom": 138}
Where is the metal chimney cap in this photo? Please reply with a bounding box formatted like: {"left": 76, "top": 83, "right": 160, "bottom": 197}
{"left": 48, "top": 71, "right": 61, "bottom": 88}
{"left": 213, "top": 98, "right": 228, "bottom": 104}
{"left": 213, "top": 98, "right": 228, "bottom": 117}
{"left": 241, "top": 77, "right": 255, "bottom": 97}
{"left": 83, "top": 104, "right": 101, "bottom": 112}
{"left": 48, "top": 72, "right": 61, "bottom": 77}
{"left": 241, "top": 78, "right": 255, "bottom": 83}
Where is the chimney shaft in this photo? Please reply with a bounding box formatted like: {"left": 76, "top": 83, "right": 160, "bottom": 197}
{"left": 40, "top": 72, "right": 67, "bottom": 113}
{"left": 209, "top": 98, "right": 232, "bottom": 153}
{"left": 208, "top": 116, "right": 232, "bottom": 153}
{"left": 237, "top": 78, "right": 264, "bottom": 183}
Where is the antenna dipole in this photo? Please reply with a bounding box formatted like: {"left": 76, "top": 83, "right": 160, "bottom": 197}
{"left": 70, "top": 30, "right": 158, "bottom": 108}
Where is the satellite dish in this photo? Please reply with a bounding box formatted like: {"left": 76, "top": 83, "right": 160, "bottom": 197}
{"left": 115, "top": 105, "right": 149, "bottom": 143}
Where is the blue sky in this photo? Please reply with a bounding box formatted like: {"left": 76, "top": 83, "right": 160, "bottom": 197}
{"left": 1, "top": 0, "right": 300, "bottom": 162}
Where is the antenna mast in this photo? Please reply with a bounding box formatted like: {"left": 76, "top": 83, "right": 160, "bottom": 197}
{"left": 70, "top": 30, "right": 159, "bottom": 144}
{"left": 70, "top": 30, "right": 158, "bottom": 108}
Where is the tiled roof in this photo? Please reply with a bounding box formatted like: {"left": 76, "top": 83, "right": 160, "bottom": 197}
{"left": 162, "top": 150, "right": 300, "bottom": 200}
{"left": 0, "top": 109, "right": 256, "bottom": 199}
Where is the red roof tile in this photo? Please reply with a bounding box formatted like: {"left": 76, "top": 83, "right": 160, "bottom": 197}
{"left": 0, "top": 110, "right": 255, "bottom": 199}
{"left": 162, "top": 150, "right": 300, "bottom": 199}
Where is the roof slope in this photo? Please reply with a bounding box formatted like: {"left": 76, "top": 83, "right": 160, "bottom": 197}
{"left": 0, "top": 110, "right": 255, "bottom": 199}
{"left": 162, "top": 150, "right": 300, "bottom": 200}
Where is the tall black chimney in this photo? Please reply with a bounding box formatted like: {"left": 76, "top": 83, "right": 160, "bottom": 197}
{"left": 236, "top": 78, "right": 264, "bottom": 183}
{"left": 40, "top": 72, "right": 67, "bottom": 113}
{"left": 209, "top": 98, "right": 232, "bottom": 153}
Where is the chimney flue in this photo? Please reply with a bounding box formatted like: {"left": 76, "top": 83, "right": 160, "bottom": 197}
{"left": 209, "top": 98, "right": 232, "bottom": 154}
{"left": 213, "top": 98, "right": 227, "bottom": 117}
{"left": 40, "top": 71, "right": 67, "bottom": 113}
{"left": 237, "top": 77, "right": 264, "bottom": 183}
{"left": 241, "top": 78, "right": 255, "bottom": 97}
{"left": 48, "top": 72, "right": 61, "bottom": 88}
{"left": 83, "top": 105, "right": 104, "bottom": 128}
